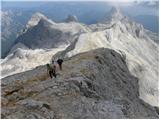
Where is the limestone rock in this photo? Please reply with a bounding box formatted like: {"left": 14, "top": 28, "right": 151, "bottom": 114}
{"left": 1, "top": 48, "right": 158, "bottom": 119}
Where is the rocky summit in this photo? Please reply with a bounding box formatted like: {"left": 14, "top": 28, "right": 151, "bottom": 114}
{"left": 1, "top": 48, "right": 158, "bottom": 119}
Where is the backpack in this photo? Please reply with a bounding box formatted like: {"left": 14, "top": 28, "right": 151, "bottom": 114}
{"left": 57, "top": 59, "right": 63, "bottom": 64}
{"left": 47, "top": 64, "right": 53, "bottom": 71}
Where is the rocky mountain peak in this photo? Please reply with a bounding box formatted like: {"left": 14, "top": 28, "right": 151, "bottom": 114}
{"left": 109, "top": 7, "right": 124, "bottom": 20}
{"left": 65, "top": 15, "right": 78, "bottom": 23}
{"left": 102, "top": 7, "right": 125, "bottom": 24}
{"left": 26, "top": 12, "right": 48, "bottom": 28}
{"left": 101, "top": 7, "right": 145, "bottom": 38}
{"left": 37, "top": 17, "right": 55, "bottom": 28}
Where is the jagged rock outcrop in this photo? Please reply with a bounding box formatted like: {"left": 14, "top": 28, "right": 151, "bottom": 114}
{"left": 1, "top": 10, "right": 25, "bottom": 58}
{"left": 14, "top": 13, "right": 88, "bottom": 50}
{"left": 1, "top": 48, "right": 158, "bottom": 119}
{"left": 107, "top": 7, "right": 124, "bottom": 22}
{"left": 65, "top": 15, "right": 78, "bottom": 23}
{"left": 26, "top": 12, "right": 48, "bottom": 29}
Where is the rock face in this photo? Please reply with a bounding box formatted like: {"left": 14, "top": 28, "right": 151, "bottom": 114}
{"left": 65, "top": 15, "right": 78, "bottom": 23}
{"left": 15, "top": 14, "right": 88, "bottom": 50}
{"left": 1, "top": 13, "right": 89, "bottom": 78}
{"left": 54, "top": 7, "right": 159, "bottom": 107}
{"left": 1, "top": 48, "right": 158, "bottom": 119}
{"left": 106, "top": 7, "right": 124, "bottom": 22}
{"left": 26, "top": 12, "right": 48, "bottom": 29}
{"left": 1, "top": 10, "right": 25, "bottom": 58}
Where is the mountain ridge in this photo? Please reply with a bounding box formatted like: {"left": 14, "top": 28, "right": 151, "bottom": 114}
{"left": 51, "top": 8, "right": 159, "bottom": 107}
{"left": 1, "top": 7, "right": 159, "bottom": 108}
{"left": 1, "top": 48, "right": 158, "bottom": 119}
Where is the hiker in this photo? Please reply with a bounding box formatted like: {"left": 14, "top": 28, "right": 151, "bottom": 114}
{"left": 52, "top": 59, "right": 57, "bottom": 71}
{"left": 47, "top": 64, "right": 56, "bottom": 78}
{"left": 57, "top": 59, "right": 63, "bottom": 70}
{"left": 52, "top": 60, "right": 57, "bottom": 67}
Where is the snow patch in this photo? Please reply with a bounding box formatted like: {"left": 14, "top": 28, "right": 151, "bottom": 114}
{"left": 1, "top": 45, "right": 68, "bottom": 78}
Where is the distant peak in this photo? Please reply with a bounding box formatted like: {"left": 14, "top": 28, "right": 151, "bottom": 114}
{"left": 37, "top": 17, "right": 55, "bottom": 27}
{"left": 110, "top": 7, "right": 120, "bottom": 14}
{"left": 65, "top": 15, "right": 78, "bottom": 23}
{"left": 26, "top": 12, "right": 47, "bottom": 28}
{"left": 109, "top": 7, "right": 124, "bottom": 20}
{"left": 33, "top": 12, "right": 46, "bottom": 18}
{"left": 102, "top": 7, "right": 124, "bottom": 23}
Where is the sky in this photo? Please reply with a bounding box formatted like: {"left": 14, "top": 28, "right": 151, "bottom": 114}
{"left": 1, "top": 0, "right": 159, "bottom": 2}
{"left": 1, "top": 0, "right": 159, "bottom": 8}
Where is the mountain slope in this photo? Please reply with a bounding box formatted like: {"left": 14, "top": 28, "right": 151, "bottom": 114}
{"left": 1, "top": 13, "right": 89, "bottom": 78}
{"left": 1, "top": 7, "right": 159, "bottom": 108}
{"left": 53, "top": 7, "right": 159, "bottom": 107}
{"left": 1, "top": 46, "right": 67, "bottom": 78}
{"left": 25, "top": 12, "right": 48, "bottom": 29}
{"left": 65, "top": 15, "right": 78, "bottom": 23}
{"left": 15, "top": 14, "right": 89, "bottom": 49}
{"left": 1, "top": 10, "right": 25, "bottom": 58}
{"left": 133, "top": 15, "right": 159, "bottom": 33}
{"left": 1, "top": 48, "right": 158, "bottom": 119}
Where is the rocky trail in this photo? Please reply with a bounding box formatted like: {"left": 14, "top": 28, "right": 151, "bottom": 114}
{"left": 1, "top": 48, "right": 158, "bottom": 119}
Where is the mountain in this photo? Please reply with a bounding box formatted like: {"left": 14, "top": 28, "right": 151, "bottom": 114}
{"left": 65, "top": 15, "right": 78, "bottom": 23}
{"left": 1, "top": 13, "right": 90, "bottom": 78}
{"left": 1, "top": 9, "right": 34, "bottom": 58}
{"left": 1, "top": 2, "right": 158, "bottom": 58}
{"left": 14, "top": 13, "right": 89, "bottom": 49}
{"left": 108, "top": 7, "right": 124, "bottom": 21}
{"left": 1, "top": 10, "right": 24, "bottom": 58}
{"left": 101, "top": 7, "right": 123, "bottom": 23}
{"left": 25, "top": 12, "right": 48, "bottom": 30}
{"left": 53, "top": 7, "right": 159, "bottom": 107}
{"left": 1, "top": 46, "right": 67, "bottom": 79}
{"left": 1, "top": 7, "right": 159, "bottom": 110}
{"left": 1, "top": 48, "right": 158, "bottom": 119}
{"left": 133, "top": 15, "right": 159, "bottom": 33}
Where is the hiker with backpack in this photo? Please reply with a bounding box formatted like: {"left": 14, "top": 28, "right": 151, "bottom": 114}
{"left": 47, "top": 58, "right": 64, "bottom": 79}
{"left": 47, "top": 63, "right": 56, "bottom": 78}
{"left": 57, "top": 59, "right": 63, "bottom": 70}
{"left": 52, "top": 58, "right": 64, "bottom": 70}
